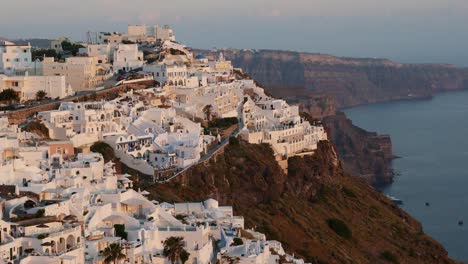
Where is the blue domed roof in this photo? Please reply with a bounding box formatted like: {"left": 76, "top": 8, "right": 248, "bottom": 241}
{"left": 195, "top": 54, "right": 206, "bottom": 59}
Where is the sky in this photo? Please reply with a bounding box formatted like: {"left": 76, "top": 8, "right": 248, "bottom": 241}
{"left": 1, "top": 0, "right": 468, "bottom": 66}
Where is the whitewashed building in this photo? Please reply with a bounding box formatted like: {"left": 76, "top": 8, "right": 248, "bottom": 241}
{"left": 0, "top": 74, "right": 72, "bottom": 101}
{"left": 0, "top": 40, "right": 33, "bottom": 75}
{"left": 112, "top": 44, "right": 144, "bottom": 73}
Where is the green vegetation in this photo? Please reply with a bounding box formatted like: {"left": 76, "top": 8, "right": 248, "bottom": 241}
{"left": 113, "top": 224, "right": 127, "bottom": 240}
{"left": 326, "top": 218, "right": 352, "bottom": 239}
{"left": 163, "top": 237, "right": 190, "bottom": 264}
{"left": 208, "top": 117, "right": 238, "bottom": 128}
{"left": 0, "top": 88, "right": 19, "bottom": 102}
{"left": 342, "top": 187, "right": 357, "bottom": 198}
{"left": 102, "top": 243, "right": 126, "bottom": 264}
{"left": 35, "top": 90, "right": 47, "bottom": 101}
{"left": 61, "top": 40, "right": 84, "bottom": 56}
{"left": 379, "top": 251, "right": 399, "bottom": 264}
{"left": 231, "top": 237, "right": 244, "bottom": 246}
{"left": 228, "top": 136, "right": 239, "bottom": 145}
{"left": 90, "top": 141, "right": 115, "bottom": 162}
{"left": 32, "top": 49, "right": 58, "bottom": 60}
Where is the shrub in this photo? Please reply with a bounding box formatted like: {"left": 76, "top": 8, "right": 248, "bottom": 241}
{"left": 229, "top": 136, "right": 239, "bottom": 145}
{"left": 380, "top": 251, "right": 399, "bottom": 264}
{"left": 326, "top": 218, "right": 352, "bottom": 239}
{"left": 342, "top": 187, "right": 356, "bottom": 198}
{"left": 114, "top": 224, "right": 127, "bottom": 240}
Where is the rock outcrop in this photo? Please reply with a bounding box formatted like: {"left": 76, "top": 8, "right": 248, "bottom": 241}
{"left": 323, "top": 112, "right": 393, "bottom": 186}
{"left": 137, "top": 140, "right": 456, "bottom": 264}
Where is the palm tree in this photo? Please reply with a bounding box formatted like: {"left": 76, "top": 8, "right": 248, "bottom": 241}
{"left": 102, "top": 243, "right": 126, "bottom": 264}
{"left": 203, "top": 104, "right": 213, "bottom": 121}
{"left": 163, "top": 237, "right": 190, "bottom": 264}
{"left": 36, "top": 90, "right": 47, "bottom": 101}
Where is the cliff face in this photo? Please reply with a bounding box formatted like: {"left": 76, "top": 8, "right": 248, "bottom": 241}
{"left": 137, "top": 141, "right": 455, "bottom": 264}
{"left": 323, "top": 112, "right": 393, "bottom": 186}
{"left": 294, "top": 94, "right": 392, "bottom": 186}
{"left": 219, "top": 49, "right": 468, "bottom": 108}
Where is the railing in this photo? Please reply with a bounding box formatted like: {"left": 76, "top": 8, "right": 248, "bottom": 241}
{"left": 156, "top": 226, "right": 197, "bottom": 232}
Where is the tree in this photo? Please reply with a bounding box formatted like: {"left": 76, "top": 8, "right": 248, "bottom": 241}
{"left": 0, "top": 88, "right": 19, "bottom": 102}
{"left": 36, "top": 90, "right": 47, "bottom": 101}
{"left": 202, "top": 104, "right": 213, "bottom": 121}
{"left": 32, "top": 49, "right": 58, "bottom": 60}
{"left": 102, "top": 243, "right": 126, "bottom": 264}
{"left": 61, "top": 40, "right": 85, "bottom": 56}
{"left": 163, "top": 237, "right": 190, "bottom": 264}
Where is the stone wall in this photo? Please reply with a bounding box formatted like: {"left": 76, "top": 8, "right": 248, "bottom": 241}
{"left": 1, "top": 80, "right": 154, "bottom": 125}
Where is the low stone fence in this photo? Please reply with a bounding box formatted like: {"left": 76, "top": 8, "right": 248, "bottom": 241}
{"left": 1, "top": 80, "right": 155, "bottom": 125}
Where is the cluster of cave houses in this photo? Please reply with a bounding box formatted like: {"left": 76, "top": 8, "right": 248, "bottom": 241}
{"left": 34, "top": 43, "right": 327, "bottom": 178}
{"left": 0, "top": 117, "right": 309, "bottom": 264}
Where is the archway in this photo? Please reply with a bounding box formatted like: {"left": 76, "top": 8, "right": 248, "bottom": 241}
{"left": 66, "top": 234, "right": 76, "bottom": 250}
{"left": 57, "top": 237, "right": 66, "bottom": 253}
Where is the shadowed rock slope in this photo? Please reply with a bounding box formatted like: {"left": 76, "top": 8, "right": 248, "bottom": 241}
{"left": 137, "top": 140, "right": 456, "bottom": 264}
{"left": 323, "top": 112, "right": 393, "bottom": 186}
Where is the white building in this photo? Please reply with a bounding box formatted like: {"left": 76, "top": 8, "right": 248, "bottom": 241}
{"left": 113, "top": 44, "right": 144, "bottom": 73}
{"left": 154, "top": 25, "right": 176, "bottom": 41}
{"left": 38, "top": 101, "right": 123, "bottom": 147}
{"left": 127, "top": 24, "right": 176, "bottom": 42}
{"left": 42, "top": 56, "right": 111, "bottom": 92}
{"left": 84, "top": 44, "right": 114, "bottom": 64}
{"left": 0, "top": 41, "right": 33, "bottom": 75}
{"left": 0, "top": 74, "right": 72, "bottom": 101}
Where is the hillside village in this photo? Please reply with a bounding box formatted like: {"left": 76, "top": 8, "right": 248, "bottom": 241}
{"left": 0, "top": 24, "right": 327, "bottom": 264}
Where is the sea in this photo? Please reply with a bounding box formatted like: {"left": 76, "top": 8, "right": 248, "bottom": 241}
{"left": 344, "top": 90, "right": 468, "bottom": 262}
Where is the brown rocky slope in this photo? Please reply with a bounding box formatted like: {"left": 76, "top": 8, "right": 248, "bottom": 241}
{"left": 136, "top": 140, "right": 456, "bottom": 264}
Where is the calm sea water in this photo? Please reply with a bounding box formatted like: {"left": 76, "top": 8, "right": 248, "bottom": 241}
{"left": 344, "top": 90, "right": 468, "bottom": 262}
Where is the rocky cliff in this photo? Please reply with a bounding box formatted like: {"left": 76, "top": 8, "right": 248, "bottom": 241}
{"left": 217, "top": 49, "right": 468, "bottom": 108}
{"left": 323, "top": 112, "right": 393, "bottom": 186}
{"left": 233, "top": 66, "right": 393, "bottom": 186}
{"left": 137, "top": 140, "right": 456, "bottom": 264}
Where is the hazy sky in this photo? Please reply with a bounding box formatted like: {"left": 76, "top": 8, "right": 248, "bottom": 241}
{"left": 2, "top": 0, "right": 467, "bottom": 66}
